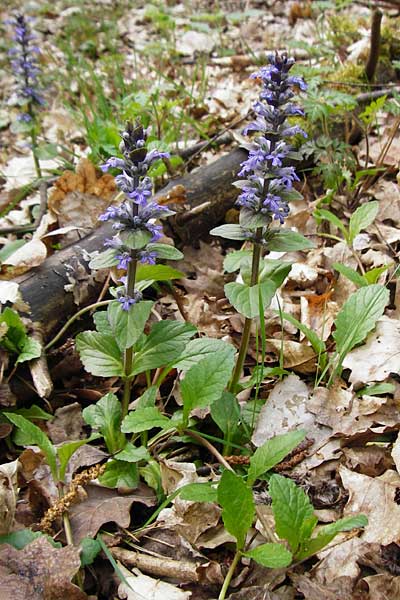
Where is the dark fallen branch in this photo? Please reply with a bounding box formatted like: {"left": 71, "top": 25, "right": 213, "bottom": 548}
{"left": 18, "top": 147, "right": 247, "bottom": 336}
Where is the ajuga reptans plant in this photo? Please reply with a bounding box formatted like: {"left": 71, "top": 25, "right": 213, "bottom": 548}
{"left": 211, "top": 52, "right": 311, "bottom": 392}
{"left": 7, "top": 13, "right": 45, "bottom": 178}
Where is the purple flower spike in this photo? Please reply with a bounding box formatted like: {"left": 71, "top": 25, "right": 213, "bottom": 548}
{"left": 233, "top": 52, "right": 306, "bottom": 229}
{"left": 7, "top": 13, "right": 45, "bottom": 122}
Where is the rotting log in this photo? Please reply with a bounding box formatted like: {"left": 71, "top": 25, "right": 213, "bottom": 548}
{"left": 17, "top": 147, "right": 247, "bottom": 336}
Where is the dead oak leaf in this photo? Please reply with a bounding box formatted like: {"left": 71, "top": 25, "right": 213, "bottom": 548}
{"left": 356, "top": 573, "right": 400, "bottom": 600}
{"left": 69, "top": 482, "right": 155, "bottom": 543}
{"left": 0, "top": 536, "right": 86, "bottom": 600}
{"left": 340, "top": 466, "right": 400, "bottom": 545}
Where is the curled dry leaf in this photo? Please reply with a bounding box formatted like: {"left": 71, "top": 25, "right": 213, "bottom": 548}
{"left": 0, "top": 536, "right": 86, "bottom": 600}
{"left": 2, "top": 238, "right": 47, "bottom": 273}
{"left": 69, "top": 482, "right": 156, "bottom": 543}
{"left": 117, "top": 564, "right": 192, "bottom": 599}
{"left": 266, "top": 339, "right": 316, "bottom": 374}
{"left": 0, "top": 459, "right": 19, "bottom": 535}
{"left": 343, "top": 317, "right": 400, "bottom": 384}
{"left": 357, "top": 573, "right": 400, "bottom": 599}
{"left": 340, "top": 466, "right": 400, "bottom": 545}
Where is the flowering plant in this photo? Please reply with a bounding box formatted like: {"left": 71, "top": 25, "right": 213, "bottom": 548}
{"left": 7, "top": 13, "right": 45, "bottom": 177}
{"left": 211, "top": 53, "right": 312, "bottom": 391}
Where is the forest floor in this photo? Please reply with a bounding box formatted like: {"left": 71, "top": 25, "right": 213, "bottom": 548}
{"left": 1, "top": 1, "right": 400, "bottom": 599}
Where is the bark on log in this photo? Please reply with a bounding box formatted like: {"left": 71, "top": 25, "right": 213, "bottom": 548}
{"left": 18, "top": 147, "right": 247, "bottom": 336}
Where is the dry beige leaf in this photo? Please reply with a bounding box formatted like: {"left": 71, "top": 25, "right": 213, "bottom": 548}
{"left": 0, "top": 459, "right": 19, "bottom": 535}
{"left": 340, "top": 466, "right": 400, "bottom": 545}
{"left": 307, "top": 386, "right": 398, "bottom": 437}
{"left": 291, "top": 572, "right": 354, "bottom": 600}
{"left": 358, "top": 573, "right": 400, "bottom": 599}
{"left": 371, "top": 180, "right": 400, "bottom": 226}
{"left": 117, "top": 564, "right": 192, "bottom": 600}
{"left": 300, "top": 295, "right": 338, "bottom": 342}
{"left": 69, "top": 483, "right": 155, "bottom": 543}
{"left": 313, "top": 537, "right": 366, "bottom": 586}
{"left": 3, "top": 238, "right": 47, "bottom": 270}
{"left": 267, "top": 339, "right": 316, "bottom": 373}
{"left": 391, "top": 431, "right": 400, "bottom": 475}
{"left": 0, "top": 536, "right": 86, "bottom": 600}
{"left": 252, "top": 374, "right": 310, "bottom": 446}
{"left": 343, "top": 317, "right": 400, "bottom": 384}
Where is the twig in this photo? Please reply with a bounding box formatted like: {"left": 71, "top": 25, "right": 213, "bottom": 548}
{"left": 366, "top": 9, "right": 383, "bottom": 82}
{"left": 183, "top": 429, "right": 234, "bottom": 472}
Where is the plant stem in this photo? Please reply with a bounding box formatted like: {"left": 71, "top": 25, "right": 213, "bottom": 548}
{"left": 183, "top": 429, "right": 234, "bottom": 472}
{"left": 44, "top": 300, "right": 111, "bottom": 350}
{"left": 122, "top": 254, "right": 138, "bottom": 418}
{"left": 218, "top": 550, "right": 241, "bottom": 600}
{"left": 228, "top": 227, "right": 263, "bottom": 393}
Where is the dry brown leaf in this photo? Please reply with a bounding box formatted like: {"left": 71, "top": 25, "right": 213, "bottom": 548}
{"left": 47, "top": 403, "right": 84, "bottom": 444}
{"left": 0, "top": 536, "right": 86, "bottom": 600}
{"left": 357, "top": 573, "right": 400, "bottom": 599}
{"left": 343, "top": 446, "right": 394, "bottom": 477}
{"left": 0, "top": 383, "right": 17, "bottom": 408}
{"left": 291, "top": 573, "right": 354, "bottom": 600}
{"left": 343, "top": 317, "right": 400, "bottom": 384}
{"left": 391, "top": 432, "right": 400, "bottom": 475}
{"left": 300, "top": 295, "right": 338, "bottom": 342}
{"left": 371, "top": 180, "right": 400, "bottom": 226}
{"left": 307, "top": 386, "right": 399, "bottom": 437}
{"left": 267, "top": 339, "right": 316, "bottom": 373}
{"left": 69, "top": 482, "right": 155, "bottom": 543}
{"left": 340, "top": 466, "right": 400, "bottom": 545}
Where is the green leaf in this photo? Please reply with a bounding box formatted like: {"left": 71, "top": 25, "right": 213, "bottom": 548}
{"left": 14, "top": 405, "right": 53, "bottom": 420}
{"left": 332, "top": 263, "right": 367, "bottom": 287}
{"left": 93, "top": 311, "right": 113, "bottom": 335}
{"left": 114, "top": 443, "right": 150, "bottom": 463}
{"left": 35, "top": 143, "right": 58, "bottom": 160}
{"left": 136, "top": 264, "right": 185, "bottom": 283}
{"left": 280, "top": 312, "right": 327, "bottom": 370}
{"left": 247, "top": 430, "right": 306, "bottom": 487}
{"left": 0, "top": 529, "right": 61, "bottom": 550}
{"left": 146, "top": 243, "right": 183, "bottom": 260}
{"left": 99, "top": 459, "right": 139, "bottom": 488}
{"left": 89, "top": 249, "right": 119, "bottom": 270}
{"left": 224, "top": 250, "right": 252, "bottom": 273}
{"left": 121, "top": 407, "right": 171, "bottom": 434}
{"left": 355, "top": 382, "right": 395, "bottom": 397}
{"left": 181, "top": 352, "right": 235, "bottom": 424}
{"left": 363, "top": 264, "right": 391, "bottom": 285}
{"left": 120, "top": 229, "right": 152, "bottom": 250}
{"left": 266, "top": 230, "right": 315, "bottom": 252}
{"left": 244, "top": 543, "right": 292, "bottom": 568}
{"left": 82, "top": 393, "right": 125, "bottom": 454}
{"left": 130, "top": 321, "right": 196, "bottom": 376}
{"left": 57, "top": 435, "right": 100, "bottom": 482}
{"left": 16, "top": 337, "right": 42, "bottom": 364}
{"left": 269, "top": 474, "right": 315, "bottom": 553}
{"left": 0, "top": 240, "right": 26, "bottom": 264}
{"left": 348, "top": 201, "right": 379, "bottom": 244}
{"left": 211, "top": 392, "right": 240, "bottom": 438}
{"left": 136, "top": 386, "right": 158, "bottom": 408}
{"left": 0, "top": 307, "right": 27, "bottom": 353}
{"left": 296, "top": 515, "right": 368, "bottom": 560}
{"left": 333, "top": 284, "right": 389, "bottom": 356}
{"left": 218, "top": 470, "right": 255, "bottom": 549}
{"left": 75, "top": 331, "right": 124, "bottom": 377}
{"left": 225, "top": 281, "right": 277, "bottom": 318}
{"left": 240, "top": 207, "right": 271, "bottom": 229}
{"left": 80, "top": 537, "right": 102, "bottom": 567}
{"left": 179, "top": 482, "right": 218, "bottom": 503}
{"left": 173, "top": 338, "right": 236, "bottom": 372}
{"left": 210, "top": 224, "right": 249, "bottom": 241}
{"left": 5, "top": 413, "right": 58, "bottom": 481}
{"left": 315, "top": 208, "right": 348, "bottom": 239}
{"left": 107, "top": 300, "right": 153, "bottom": 350}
